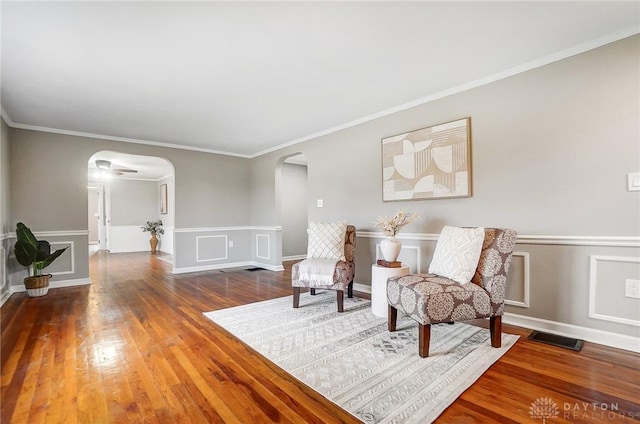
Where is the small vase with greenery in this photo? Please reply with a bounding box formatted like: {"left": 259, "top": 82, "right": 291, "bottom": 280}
{"left": 141, "top": 220, "right": 164, "bottom": 253}
{"left": 14, "top": 222, "right": 69, "bottom": 297}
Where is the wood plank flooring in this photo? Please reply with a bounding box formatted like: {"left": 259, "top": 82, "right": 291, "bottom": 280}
{"left": 1, "top": 251, "right": 639, "bottom": 423}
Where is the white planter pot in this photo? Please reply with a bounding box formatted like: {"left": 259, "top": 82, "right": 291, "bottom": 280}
{"left": 380, "top": 236, "right": 402, "bottom": 262}
{"left": 26, "top": 287, "right": 49, "bottom": 297}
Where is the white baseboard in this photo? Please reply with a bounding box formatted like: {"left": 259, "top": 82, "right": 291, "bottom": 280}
{"left": 282, "top": 254, "right": 306, "bottom": 261}
{"left": 353, "top": 282, "right": 372, "bottom": 294}
{"left": 348, "top": 284, "right": 639, "bottom": 353}
{"left": 252, "top": 261, "right": 285, "bottom": 272}
{"left": 503, "top": 312, "right": 640, "bottom": 353}
{"left": 173, "top": 261, "right": 284, "bottom": 274}
{"left": 10, "top": 278, "right": 92, "bottom": 293}
{"left": 1, "top": 278, "right": 92, "bottom": 307}
{"left": 0, "top": 288, "right": 12, "bottom": 308}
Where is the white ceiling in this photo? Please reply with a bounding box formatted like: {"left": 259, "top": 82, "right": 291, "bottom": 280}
{"left": 2, "top": 2, "right": 639, "bottom": 158}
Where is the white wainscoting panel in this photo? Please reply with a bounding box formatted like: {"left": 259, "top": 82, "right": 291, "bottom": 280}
{"left": 505, "top": 252, "right": 530, "bottom": 308}
{"left": 109, "top": 226, "right": 151, "bottom": 253}
{"left": 589, "top": 255, "right": 640, "bottom": 327}
{"left": 196, "top": 235, "right": 228, "bottom": 262}
{"left": 160, "top": 226, "right": 174, "bottom": 255}
{"left": 47, "top": 241, "right": 75, "bottom": 276}
{"left": 256, "top": 234, "right": 270, "bottom": 260}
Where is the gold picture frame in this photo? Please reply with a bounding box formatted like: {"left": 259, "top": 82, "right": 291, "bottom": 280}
{"left": 381, "top": 117, "right": 472, "bottom": 201}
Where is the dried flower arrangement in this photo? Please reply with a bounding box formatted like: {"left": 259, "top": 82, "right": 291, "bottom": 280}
{"left": 141, "top": 220, "right": 164, "bottom": 236}
{"left": 374, "top": 210, "right": 419, "bottom": 237}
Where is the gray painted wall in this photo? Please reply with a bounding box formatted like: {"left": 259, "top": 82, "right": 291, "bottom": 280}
{"left": 1, "top": 36, "right": 638, "bottom": 347}
{"left": 6, "top": 128, "right": 253, "bottom": 283}
{"left": 1, "top": 118, "right": 10, "bottom": 234}
{"left": 157, "top": 175, "right": 175, "bottom": 254}
{"left": 110, "top": 179, "right": 158, "bottom": 225}
{"left": 249, "top": 36, "right": 640, "bottom": 342}
{"left": 158, "top": 175, "right": 175, "bottom": 228}
{"left": 252, "top": 35, "right": 639, "bottom": 241}
{"left": 1, "top": 118, "right": 10, "bottom": 301}
{"left": 281, "top": 163, "right": 308, "bottom": 257}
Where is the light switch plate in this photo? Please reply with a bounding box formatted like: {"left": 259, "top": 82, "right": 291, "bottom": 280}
{"left": 316, "top": 199, "right": 323, "bottom": 208}
{"left": 628, "top": 172, "right": 640, "bottom": 191}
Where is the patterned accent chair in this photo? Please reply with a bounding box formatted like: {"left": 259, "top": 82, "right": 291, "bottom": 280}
{"left": 387, "top": 228, "right": 517, "bottom": 357}
{"left": 292, "top": 225, "right": 356, "bottom": 312}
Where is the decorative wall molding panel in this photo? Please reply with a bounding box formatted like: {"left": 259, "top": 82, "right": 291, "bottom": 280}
{"left": 172, "top": 226, "right": 282, "bottom": 273}
{"left": 589, "top": 255, "right": 640, "bottom": 327}
{"left": 255, "top": 234, "right": 271, "bottom": 260}
{"left": 196, "top": 235, "right": 228, "bottom": 262}
{"left": 48, "top": 241, "right": 75, "bottom": 276}
{"left": 504, "top": 251, "right": 530, "bottom": 308}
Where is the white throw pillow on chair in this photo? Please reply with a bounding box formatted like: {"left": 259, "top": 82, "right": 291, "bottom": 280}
{"left": 307, "top": 221, "right": 347, "bottom": 261}
{"left": 428, "top": 226, "right": 485, "bottom": 284}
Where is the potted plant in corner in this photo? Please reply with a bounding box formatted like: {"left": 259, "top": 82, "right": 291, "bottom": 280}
{"left": 13, "top": 222, "right": 69, "bottom": 297}
{"left": 141, "top": 220, "right": 164, "bottom": 254}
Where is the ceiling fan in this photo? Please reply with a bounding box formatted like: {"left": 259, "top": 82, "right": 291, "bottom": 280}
{"left": 94, "top": 159, "right": 138, "bottom": 177}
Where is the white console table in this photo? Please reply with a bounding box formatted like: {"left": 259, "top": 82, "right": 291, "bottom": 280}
{"left": 371, "top": 264, "right": 409, "bottom": 318}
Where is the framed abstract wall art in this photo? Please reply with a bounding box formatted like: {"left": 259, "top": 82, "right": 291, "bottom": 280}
{"left": 381, "top": 117, "right": 472, "bottom": 201}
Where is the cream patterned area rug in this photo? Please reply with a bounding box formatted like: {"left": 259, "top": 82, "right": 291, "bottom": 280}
{"left": 204, "top": 292, "right": 519, "bottom": 423}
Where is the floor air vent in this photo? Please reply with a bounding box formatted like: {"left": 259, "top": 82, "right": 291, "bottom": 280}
{"left": 246, "top": 267, "right": 266, "bottom": 272}
{"left": 527, "top": 330, "right": 584, "bottom": 351}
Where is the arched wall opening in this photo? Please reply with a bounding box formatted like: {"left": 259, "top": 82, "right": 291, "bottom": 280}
{"left": 275, "top": 153, "right": 308, "bottom": 261}
{"left": 87, "top": 151, "right": 175, "bottom": 257}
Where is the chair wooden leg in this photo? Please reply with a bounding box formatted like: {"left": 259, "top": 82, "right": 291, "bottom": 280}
{"left": 293, "top": 287, "right": 300, "bottom": 308}
{"left": 419, "top": 323, "right": 431, "bottom": 358}
{"left": 310, "top": 288, "right": 316, "bottom": 295}
{"left": 336, "top": 290, "right": 344, "bottom": 312}
{"left": 347, "top": 281, "right": 353, "bottom": 298}
{"left": 490, "top": 315, "right": 502, "bottom": 348}
{"left": 387, "top": 305, "right": 397, "bottom": 332}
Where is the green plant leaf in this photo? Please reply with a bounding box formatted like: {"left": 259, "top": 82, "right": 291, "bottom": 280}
{"left": 14, "top": 239, "right": 37, "bottom": 267}
{"left": 16, "top": 222, "right": 39, "bottom": 248}
{"left": 41, "top": 247, "right": 68, "bottom": 269}
{"left": 36, "top": 241, "right": 51, "bottom": 261}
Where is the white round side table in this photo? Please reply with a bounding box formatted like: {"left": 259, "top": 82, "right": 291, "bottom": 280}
{"left": 371, "top": 264, "right": 409, "bottom": 318}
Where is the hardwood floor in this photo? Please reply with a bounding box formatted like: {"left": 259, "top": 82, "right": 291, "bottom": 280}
{"left": 2, "top": 251, "right": 639, "bottom": 423}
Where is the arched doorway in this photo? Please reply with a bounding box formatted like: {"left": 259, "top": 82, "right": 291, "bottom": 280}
{"left": 87, "top": 151, "right": 175, "bottom": 257}
{"left": 275, "top": 153, "right": 308, "bottom": 260}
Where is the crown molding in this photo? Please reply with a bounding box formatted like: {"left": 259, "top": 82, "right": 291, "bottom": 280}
{"left": 252, "top": 26, "right": 639, "bottom": 158}
{"left": 2, "top": 26, "right": 637, "bottom": 159}
{"left": 6, "top": 122, "right": 252, "bottom": 159}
